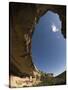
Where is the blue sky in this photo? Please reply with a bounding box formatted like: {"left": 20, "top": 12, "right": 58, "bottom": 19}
{"left": 32, "top": 11, "right": 66, "bottom": 76}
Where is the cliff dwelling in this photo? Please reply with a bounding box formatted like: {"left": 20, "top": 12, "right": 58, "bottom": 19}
{"left": 9, "top": 2, "right": 66, "bottom": 87}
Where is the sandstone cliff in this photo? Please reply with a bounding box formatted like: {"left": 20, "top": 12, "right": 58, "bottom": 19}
{"left": 9, "top": 2, "right": 66, "bottom": 77}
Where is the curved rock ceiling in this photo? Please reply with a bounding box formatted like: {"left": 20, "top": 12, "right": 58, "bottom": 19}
{"left": 9, "top": 2, "right": 66, "bottom": 77}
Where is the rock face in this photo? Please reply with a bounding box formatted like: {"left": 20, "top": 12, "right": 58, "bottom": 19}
{"left": 9, "top": 2, "right": 66, "bottom": 79}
